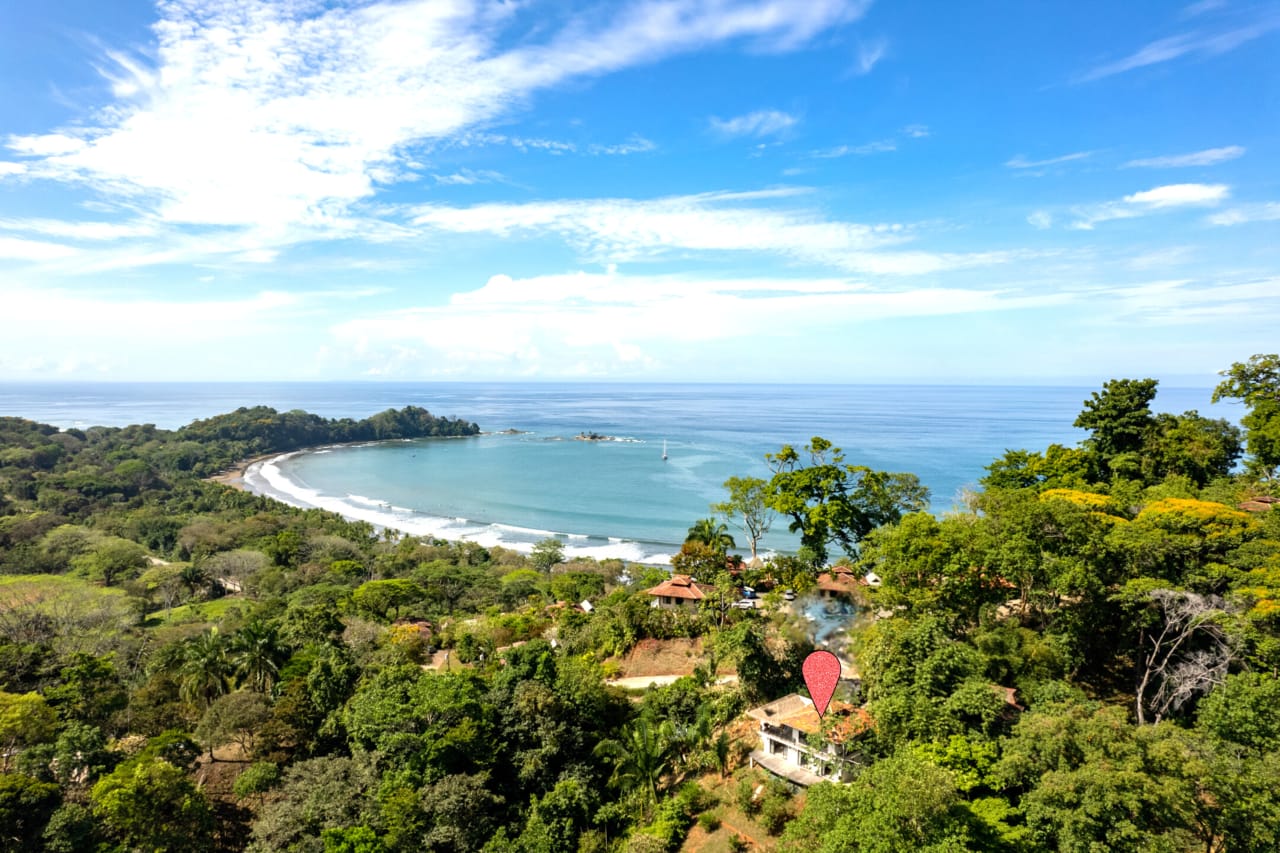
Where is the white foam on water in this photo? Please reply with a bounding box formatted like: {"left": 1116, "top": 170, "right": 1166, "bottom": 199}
{"left": 243, "top": 453, "right": 676, "bottom": 564}
{"left": 493, "top": 522, "right": 560, "bottom": 538}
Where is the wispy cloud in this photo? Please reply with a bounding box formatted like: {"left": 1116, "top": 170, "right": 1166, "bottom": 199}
{"left": 408, "top": 188, "right": 1028, "bottom": 276}
{"left": 432, "top": 169, "right": 506, "bottom": 186}
{"left": 4, "top": 0, "right": 865, "bottom": 265}
{"left": 1123, "top": 145, "right": 1244, "bottom": 168}
{"left": 853, "top": 37, "right": 888, "bottom": 75}
{"left": 1006, "top": 151, "right": 1092, "bottom": 169}
{"left": 709, "top": 110, "right": 798, "bottom": 138}
{"left": 1027, "top": 211, "right": 1053, "bottom": 230}
{"left": 588, "top": 136, "right": 657, "bottom": 155}
{"left": 1070, "top": 182, "right": 1229, "bottom": 229}
{"left": 459, "top": 132, "right": 655, "bottom": 156}
{"left": 1182, "top": 0, "right": 1227, "bottom": 19}
{"left": 327, "top": 267, "right": 1069, "bottom": 377}
{"left": 1094, "top": 276, "right": 1280, "bottom": 325}
{"left": 812, "top": 140, "right": 895, "bottom": 158}
{"left": 811, "top": 124, "right": 928, "bottom": 159}
{"left": 1074, "top": 18, "right": 1280, "bottom": 83}
{"left": 0, "top": 217, "right": 157, "bottom": 240}
{"left": 0, "top": 237, "right": 80, "bottom": 261}
{"left": 1206, "top": 202, "right": 1280, "bottom": 226}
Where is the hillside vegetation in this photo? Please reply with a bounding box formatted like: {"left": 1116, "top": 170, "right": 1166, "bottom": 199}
{"left": 0, "top": 357, "right": 1278, "bottom": 852}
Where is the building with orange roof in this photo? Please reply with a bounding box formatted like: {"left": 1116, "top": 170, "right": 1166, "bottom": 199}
{"left": 815, "top": 564, "right": 868, "bottom": 601}
{"left": 644, "top": 574, "right": 715, "bottom": 610}
{"left": 746, "top": 693, "right": 873, "bottom": 786}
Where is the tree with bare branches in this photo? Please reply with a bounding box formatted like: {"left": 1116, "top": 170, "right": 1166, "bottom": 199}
{"left": 1134, "top": 588, "right": 1237, "bottom": 725}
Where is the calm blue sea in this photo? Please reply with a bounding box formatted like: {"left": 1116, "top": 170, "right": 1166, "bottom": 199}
{"left": 0, "top": 382, "right": 1236, "bottom": 563}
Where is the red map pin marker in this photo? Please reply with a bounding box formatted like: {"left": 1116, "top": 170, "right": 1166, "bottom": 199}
{"left": 802, "top": 650, "right": 841, "bottom": 718}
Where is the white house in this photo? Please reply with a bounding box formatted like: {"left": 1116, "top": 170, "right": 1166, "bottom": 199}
{"left": 746, "top": 693, "right": 873, "bottom": 787}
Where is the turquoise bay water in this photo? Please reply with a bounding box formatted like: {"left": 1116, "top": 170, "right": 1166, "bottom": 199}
{"left": 0, "top": 382, "right": 1234, "bottom": 563}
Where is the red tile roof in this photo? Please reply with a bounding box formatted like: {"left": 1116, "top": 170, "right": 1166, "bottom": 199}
{"left": 816, "top": 568, "right": 866, "bottom": 594}
{"left": 645, "top": 574, "right": 714, "bottom": 600}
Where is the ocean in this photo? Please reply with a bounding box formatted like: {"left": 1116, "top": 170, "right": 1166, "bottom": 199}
{"left": 0, "top": 382, "right": 1236, "bottom": 564}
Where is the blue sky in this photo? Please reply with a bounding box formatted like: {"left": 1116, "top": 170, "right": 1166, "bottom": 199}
{"left": 0, "top": 0, "right": 1276, "bottom": 384}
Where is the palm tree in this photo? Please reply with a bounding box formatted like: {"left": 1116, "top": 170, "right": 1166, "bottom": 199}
{"left": 671, "top": 704, "right": 713, "bottom": 769}
{"left": 231, "top": 620, "right": 285, "bottom": 694}
{"left": 178, "top": 629, "right": 233, "bottom": 710}
{"left": 593, "top": 714, "right": 675, "bottom": 814}
{"left": 685, "top": 518, "right": 736, "bottom": 553}
{"left": 179, "top": 563, "right": 211, "bottom": 600}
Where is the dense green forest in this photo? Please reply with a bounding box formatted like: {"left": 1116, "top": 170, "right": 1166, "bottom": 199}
{"left": 1, "top": 357, "right": 1279, "bottom": 852}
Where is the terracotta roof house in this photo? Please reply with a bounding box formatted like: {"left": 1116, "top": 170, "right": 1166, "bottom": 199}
{"left": 746, "top": 694, "right": 873, "bottom": 787}
{"left": 815, "top": 565, "right": 868, "bottom": 600}
{"left": 644, "top": 574, "right": 715, "bottom": 610}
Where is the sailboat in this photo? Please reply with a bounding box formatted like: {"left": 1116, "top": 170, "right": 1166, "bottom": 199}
{"left": 662, "top": 440, "right": 668, "bottom": 461}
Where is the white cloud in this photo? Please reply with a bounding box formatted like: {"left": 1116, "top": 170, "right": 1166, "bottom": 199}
{"left": 1096, "top": 277, "right": 1280, "bottom": 325}
{"left": 1123, "top": 145, "right": 1244, "bottom": 168}
{"left": 902, "top": 124, "right": 930, "bottom": 138}
{"left": 10, "top": 0, "right": 865, "bottom": 248}
{"left": 1207, "top": 202, "right": 1280, "bottom": 226}
{"left": 1027, "top": 211, "right": 1053, "bottom": 230}
{"left": 854, "top": 37, "right": 888, "bottom": 74}
{"left": 1005, "top": 151, "right": 1091, "bottom": 169}
{"left": 709, "top": 110, "right": 798, "bottom": 138}
{"left": 0, "top": 285, "right": 298, "bottom": 345}
{"left": 1074, "top": 18, "right": 1280, "bottom": 82}
{"left": 1070, "top": 183, "right": 1229, "bottom": 229}
{"left": 1124, "top": 183, "right": 1229, "bottom": 207}
{"left": 0, "top": 218, "right": 157, "bottom": 240}
{"left": 327, "top": 267, "right": 1069, "bottom": 376}
{"left": 8, "top": 133, "right": 87, "bottom": 157}
{"left": 0, "top": 237, "right": 79, "bottom": 261}
{"left": 408, "top": 189, "right": 1025, "bottom": 275}
{"left": 0, "top": 161, "right": 26, "bottom": 176}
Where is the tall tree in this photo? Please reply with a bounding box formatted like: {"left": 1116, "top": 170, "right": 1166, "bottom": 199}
{"left": 1074, "top": 378, "right": 1158, "bottom": 478}
{"left": 529, "top": 538, "right": 565, "bottom": 572}
{"left": 1142, "top": 410, "right": 1243, "bottom": 487}
{"left": 1212, "top": 353, "right": 1280, "bottom": 478}
{"left": 178, "top": 629, "right": 234, "bottom": 710}
{"left": 765, "top": 437, "right": 928, "bottom": 567}
{"left": 232, "top": 620, "right": 286, "bottom": 694}
{"left": 713, "top": 476, "right": 775, "bottom": 559}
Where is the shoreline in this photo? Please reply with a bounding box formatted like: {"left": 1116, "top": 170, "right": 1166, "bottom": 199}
{"left": 207, "top": 440, "right": 678, "bottom": 565}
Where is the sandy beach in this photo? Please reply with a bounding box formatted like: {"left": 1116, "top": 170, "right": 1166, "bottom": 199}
{"left": 204, "top": 445, "right": 674, "bottom": 565}
{"left": 205, "top": 453, "right": 281, "bottom": 490}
